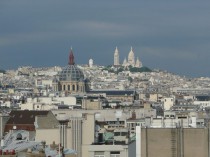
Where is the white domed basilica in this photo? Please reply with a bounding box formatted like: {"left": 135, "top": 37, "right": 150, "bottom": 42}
{"left": 128, "top": 47, "right": 135, "bottom": 66}
{"left": 114, "top": 46, "right": 142, "bottom": 68}
{"left": 53, "top": 48, "right": 88, "bottom": 94}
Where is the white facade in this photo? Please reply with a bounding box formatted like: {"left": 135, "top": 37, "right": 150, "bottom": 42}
{"left": 135, "top": 57, "right": 142, "bottom": 68}
{"left": 122, "top": 58, "right": 128, "bottom": 67}
{"left": 117, "top": 46, "right": 143, "bottom": 67}
{"left": 128, "top": 47, "right": 135, "bottom": 66}
{"left": 194, "top": 100, "right": 210, "bottom": 108}
{"left": 20, "top": 96, "right": 77, "bottom": 110}
{"left": 20, "top": 102, "right": 58, "bottom": 110}
{"left": 0, "top": 101, "right": 11, "bottom": 108}
{"left": 89, "top": 59, "right": 94, "bottom": 68}
{"left": 35, "top": 79, "right": 53, "bottom": 87}
{"left": 114, "top": 47, "right": 120, "bottom": 66}
{"left": 88, "top": 144, "right": 128, "bottom": 157}
{"left": 163, "top": 97, "right": 174, "bottom": 110}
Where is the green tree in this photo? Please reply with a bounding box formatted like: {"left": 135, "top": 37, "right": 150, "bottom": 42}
{"left": 128, "top": 76, "right": 133, "bottom": 82}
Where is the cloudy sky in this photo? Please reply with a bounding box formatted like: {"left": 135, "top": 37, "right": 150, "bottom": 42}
{"left": 0, "top": 0, "right": 210, "bottom": 77}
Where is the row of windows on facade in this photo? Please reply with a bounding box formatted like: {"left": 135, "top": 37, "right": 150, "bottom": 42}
{"left": 94, "top": 151, "right": 120, "bottom": 157}
{"left": 61, "top": 84, "right": 85, "bottom": 92}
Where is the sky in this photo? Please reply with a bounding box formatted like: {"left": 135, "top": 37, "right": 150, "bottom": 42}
{"left": 0, "top": 0, "right": 210, "bottom": 78}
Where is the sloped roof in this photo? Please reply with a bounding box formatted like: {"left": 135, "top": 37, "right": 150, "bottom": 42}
{"left": 88, "top": 90, "right": 135, "bottom": 96}
{"left": 7, "top": 110, "right": 49, "bottom": 125}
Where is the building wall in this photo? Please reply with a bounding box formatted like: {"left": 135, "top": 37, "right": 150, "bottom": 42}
{"left": 53, "top": 97, "right": 76, "bottom": 105}
{"left": 52, "top": 108, "right": 155, "bottom": 122}
{"left": 107, "top": 95, "right": 134, "bottom": 102}
{"left": 0, "top": 114, "right": 10, "bottom": 137}
{"left": 128, "top": 141, "right": 136, "bottom": 157}
{"left": 88, "top": 144, "right": 128, "bottom": 157}
{"left": 71, "top": 118, "right": 83, "bottom": 157}
{"left": 59, "top": 81, "right": 85, "bottom": 93}
{"left": 20, "top": 102, "right": 34, "bottom": 110}
{"left": 183, "top": 128, "right": 208, "bottom": 157}
{"left": 82, "top": 114, "right": 95, "bottom": 157}
{"left": 35, "top": 129, "right": 60, "bottom": 145}
{"left": 163, "top": 98, "right": 174, "bottom": 110}
{"left": 82, "top": 113, "right": 95, "bottom": 144}
{"left": 36, "top": 111, "right": 60, "bottom": 128}
{"left": 149, "top": 94, "right": 158, "bottom": 102}
{"left": 66, "top": 128, "right": 72, "bottom": 149}
{"left": 82, "top": 99, "right": 102, "bottom": 110}
{"left": 35, "top": 127, "right": 72, "bottom": 149}
{"left": 140, "top": 128, "right": 209, "bottom": 157}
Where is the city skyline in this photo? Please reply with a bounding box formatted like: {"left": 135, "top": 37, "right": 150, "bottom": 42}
{"left": 1, "top": 0, "right": 210, "bottom": 77}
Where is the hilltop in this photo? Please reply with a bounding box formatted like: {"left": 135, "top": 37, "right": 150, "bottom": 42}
{"left": 102, "top": 65, "right": 152, "bottom": 74}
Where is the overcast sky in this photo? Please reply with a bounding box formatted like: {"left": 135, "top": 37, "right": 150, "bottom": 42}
{"left": 0, "top": 0, "right": 210, "bottom": 77}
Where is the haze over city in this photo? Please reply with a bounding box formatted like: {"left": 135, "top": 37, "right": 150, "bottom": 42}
{"left": 1, "top": 0, "right": 210, "bottom": 77}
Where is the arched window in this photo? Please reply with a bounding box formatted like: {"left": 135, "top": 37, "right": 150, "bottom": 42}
{"left": 68, "top": 85, "right": 70, "bottom": 91}
{"left": 77, "top": 85, "right": 79, "bottom": 91}
{"left": 16, "top": 133, "right": 22, "bottom": 140}
{"left": 72, "top": 85, "right": 75, "bottom": 91}
{"left": 63, "top": 85, "right": 66, "bottom": 91}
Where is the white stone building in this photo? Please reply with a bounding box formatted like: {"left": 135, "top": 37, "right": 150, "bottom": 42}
{"left": 115, "top": 47, "right": 142, "bottom": 68}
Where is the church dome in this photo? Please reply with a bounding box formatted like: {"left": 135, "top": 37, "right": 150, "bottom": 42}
{"left": 128, "top": 46, "right": 135, "bottom": 66}
{"left": 128, "top": 47, "right": 134, "bottom": 59}
{"left": 59, "top": 65, "right": 84, "bottom": 81}
{"left": 59, "top": 49, "right": 84, "bottom": 82}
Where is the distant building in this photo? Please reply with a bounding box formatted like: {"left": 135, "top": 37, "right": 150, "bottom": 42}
{"left": 135, "top": 57, "right": 142, "bottom": 68}
{"left": 128, "top": 47, "right": 135, "bottom": 67}
{"left": 114, "top": 47, "right": 120, "bottom": 66}
{"left": 114, "top": 46, "right": 142, "bottom": 68}
{"left": 89, "top": 58, "right": 93, "bottom": 68}
{"left": 122, "top": 57, "right": 128, "bottom": 67}
{"left": 52, "top": 48, "right": 89, "bottom": 94}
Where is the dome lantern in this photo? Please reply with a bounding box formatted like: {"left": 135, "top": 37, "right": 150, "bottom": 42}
{"left": 68, "top": 48, "right": 75, "bottom": 65}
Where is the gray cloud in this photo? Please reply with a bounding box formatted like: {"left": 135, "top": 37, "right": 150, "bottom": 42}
{"left": 0, "top": 0, "right": 210, "bottom": 77}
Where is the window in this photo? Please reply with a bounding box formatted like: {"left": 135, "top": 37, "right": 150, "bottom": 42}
{"left": 121, "top": 132, "right": 127, "bottom": 136}
{"left": 114, "top": 132, "right": 120, "bottom": 136}
{"left": 111, "top": 151, "right": 120, "bottom": 157}
{"left": 94, "top": 151, "right": 104, "bottom": 157}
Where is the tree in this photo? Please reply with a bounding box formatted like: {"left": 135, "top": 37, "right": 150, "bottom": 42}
{"left": 129, "top": 66, "right": 152, "bottom": 72}
{"left": 128, "top": 76, "right": 133, "bottom": 82}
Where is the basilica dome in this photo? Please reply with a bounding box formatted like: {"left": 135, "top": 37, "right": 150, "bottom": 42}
{"left": 52, "top": 48, "right": 88, "bottom": 94}
{"left": 128, "top": 46, "right": 134, "bottom": 59}
{"left": 128, "top": 46, "right": 135, "bottom": 66}
{"left": 59, "top": 49, "right": 84, "bottom": 82}
{"left": 59, "top": 65, "right": 84, "bottom": 81}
